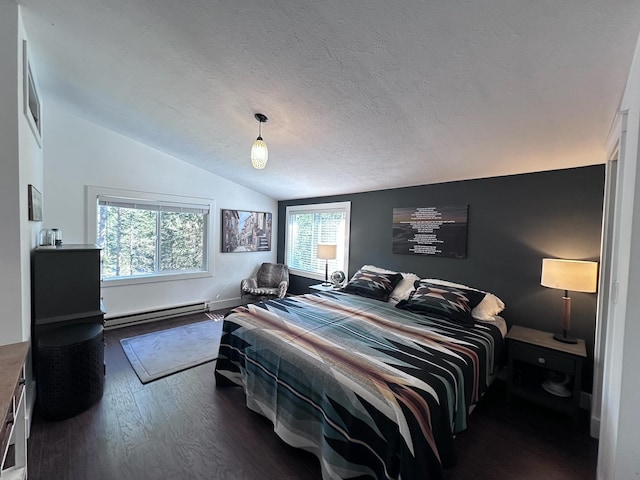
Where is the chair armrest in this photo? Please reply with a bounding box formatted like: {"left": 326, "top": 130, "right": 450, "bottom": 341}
{"left": 277, "top": 281, "right": 288, "bottom": 298}
{"left": 241, "top": 278, "right": 258, "bottom": 292}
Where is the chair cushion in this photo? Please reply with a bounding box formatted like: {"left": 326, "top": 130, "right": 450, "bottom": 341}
{"left": 243, "top": 287, "right": 280, "bottom": 297}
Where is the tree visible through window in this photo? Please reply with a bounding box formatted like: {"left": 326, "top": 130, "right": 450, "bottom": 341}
{"left": 285, "top": 202, "right": 351, "bottom": 280}
{"left": 97, "top": 197, "right": 209, "bottom": 279}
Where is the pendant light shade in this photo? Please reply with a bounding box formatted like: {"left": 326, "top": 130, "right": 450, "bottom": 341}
{"left": 251, "top": 113, "right": 268, "bottom": 169}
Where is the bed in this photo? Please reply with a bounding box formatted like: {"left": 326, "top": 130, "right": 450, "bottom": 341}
{"left": 215, "top": 270, "right": 505, "bottom": 480}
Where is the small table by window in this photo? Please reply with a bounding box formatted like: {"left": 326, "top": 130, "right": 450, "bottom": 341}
{"left": 309, "top": 284, "right": 339, "bottom": 293}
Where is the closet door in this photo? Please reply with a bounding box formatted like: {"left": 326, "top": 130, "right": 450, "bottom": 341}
{"left": 590, "top": 114, "right": 621, "bottom": 439}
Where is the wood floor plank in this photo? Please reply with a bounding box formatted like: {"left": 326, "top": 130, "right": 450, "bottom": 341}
{"left": 32, "top": 418, "right": 70, "bottom": 480}
{"left": 28, "top": 311, "right": 597, "bottom": 480}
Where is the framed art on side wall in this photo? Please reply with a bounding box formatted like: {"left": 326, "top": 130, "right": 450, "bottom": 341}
{"left": 221, "top": 209, "right": 272, "bottom": 252}
{"left": 23, "top": 40, "right": 42, "bottom": 147}
{"left": 28, "top": 184, "right": 42, "bottom": 221}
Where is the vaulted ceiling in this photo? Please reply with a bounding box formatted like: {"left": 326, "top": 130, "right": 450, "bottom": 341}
{"left": 19, "top": 0, "right": 640, "bottom": 200}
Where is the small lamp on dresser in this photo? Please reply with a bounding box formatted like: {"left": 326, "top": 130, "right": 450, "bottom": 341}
{"left": 540, "top": 258, "right": 598, "bottom": 344}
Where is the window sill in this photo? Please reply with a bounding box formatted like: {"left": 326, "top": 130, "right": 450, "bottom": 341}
{"left": 101, "top": 270, "right": 212, "bottom": 287}
{"left": 288, "top": 269, "right": 326, "bottom": 282}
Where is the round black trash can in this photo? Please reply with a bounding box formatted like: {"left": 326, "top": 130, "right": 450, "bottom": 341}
{"left": 37, "top": 323, "right": 105, "bottom": 420}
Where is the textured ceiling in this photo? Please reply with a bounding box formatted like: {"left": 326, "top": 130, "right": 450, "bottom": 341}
{"left": 19, "top": 0, "right": 640, "bottom": 200}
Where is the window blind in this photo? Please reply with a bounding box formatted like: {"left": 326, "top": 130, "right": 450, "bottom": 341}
{"left": 286, "top": 202, "right": 350, "bottom": 278}
{"left": 98, "top": 195, "right": 209, "bottom": 214}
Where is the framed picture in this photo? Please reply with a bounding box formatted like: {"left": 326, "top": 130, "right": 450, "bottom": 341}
{"left": 221, "top": 209, "right": 272, "bottom": 252}
{"left": 23, "top": 40, "right": 42, "bottom": 147}
{"left": 28, "top": 184, "right": 42, "bottom": 221}
{"left": 392, "top": 205, "right": 468, "bottom": 258}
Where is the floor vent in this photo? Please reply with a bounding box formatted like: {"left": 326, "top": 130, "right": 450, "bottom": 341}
{"left": 104, "top": 302, "right": 208, "bottom": 330}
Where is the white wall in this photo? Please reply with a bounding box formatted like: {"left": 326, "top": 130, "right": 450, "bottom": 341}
{"left": 0, "top": 1, "right": 23, "bottom": 345}
{"left": 18, "top": 13, "right": 45, "bottom": 342}
{"left": 598, "top": 32, "right": 640, "bottom": 479}
{"left": 43, "top": 101, "right": 277, "bottom": 317}
{"left": 0, "top": 3, "right": 44, "bottom": 346}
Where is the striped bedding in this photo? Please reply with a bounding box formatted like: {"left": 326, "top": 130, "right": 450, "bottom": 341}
{"left": 214, "top": 290, "right": 504, "bottom": 480}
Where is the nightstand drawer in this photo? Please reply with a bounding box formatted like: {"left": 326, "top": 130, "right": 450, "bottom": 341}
{"left": 510, "top": 342, "right": 575, "bottom": 372}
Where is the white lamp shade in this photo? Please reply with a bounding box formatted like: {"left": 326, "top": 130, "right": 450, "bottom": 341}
{"left": 251, "top": 138, "right": 268, "bottom": 169}
{"left": 541, "top": 258, "right": 598, "bottom": 293}
{"left": 317, "top": 243, "right": 337, "bottom": 260}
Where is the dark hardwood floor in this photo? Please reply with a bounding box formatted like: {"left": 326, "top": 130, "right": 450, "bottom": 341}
{"left": 28, "top": 312, "right": 598, "bottom": 480}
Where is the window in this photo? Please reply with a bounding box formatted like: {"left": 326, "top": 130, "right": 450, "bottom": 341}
{"left": 285, "top": 202, "right": 351, "bottom": 281}
{"left": 87, "top": 187, "right": 213, "bottom": 285}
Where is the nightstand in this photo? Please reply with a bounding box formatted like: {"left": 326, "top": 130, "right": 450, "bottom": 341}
{"left": 506, "top": 325, "right": 586, "bottom": 424}
{"left": 309, "top": 283, "right": 338, "bottom": 293}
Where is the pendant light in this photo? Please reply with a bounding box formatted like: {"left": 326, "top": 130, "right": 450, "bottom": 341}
{"left": 251, "top": 113, "right": 268, "bottom": 169}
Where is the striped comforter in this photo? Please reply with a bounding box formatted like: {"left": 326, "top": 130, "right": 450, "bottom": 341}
{"left": 214, "top": 290, "right": 504, "bottom": 480}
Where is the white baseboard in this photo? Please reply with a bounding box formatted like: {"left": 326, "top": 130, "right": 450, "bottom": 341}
{"left": 104, "top": 298, "right": 241, "bottom": 330}
{"left": 105, "top": 302, "right": 207, "bottom": 329}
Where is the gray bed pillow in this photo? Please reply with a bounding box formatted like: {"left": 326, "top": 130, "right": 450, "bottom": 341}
{"left": 342, "top": 268, "right": 403, "bottom": 302}
{"left": 396, "top": 280, "right": 486, "bottom": 325}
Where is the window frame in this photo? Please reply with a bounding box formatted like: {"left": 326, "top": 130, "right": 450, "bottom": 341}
{"left": 285, "top": 201, "right": 351, "bottom": 282}
{"left": 86, "top": 186, "right": 214, "bottom": 287}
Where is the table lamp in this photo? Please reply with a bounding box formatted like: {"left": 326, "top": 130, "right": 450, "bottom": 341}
{"left": 540, "top": 258, "right": 598, "bottom": 344}
{"left": 317, "top": 244, "right": 337, "bottom": 286}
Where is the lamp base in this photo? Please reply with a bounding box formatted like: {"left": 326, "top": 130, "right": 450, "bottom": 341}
{"left": 541, "top": 379, "right": 572, "bottom": 397}
{"left": 553, "top": 332, "right": 578, "bottom": 344}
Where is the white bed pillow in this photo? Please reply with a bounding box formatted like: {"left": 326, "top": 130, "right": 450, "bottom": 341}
{"left": 423, "top": 278, "right": 505, "bottom": 321}
{"left": 361, "top": 265, "right": 420, "bottom": 304}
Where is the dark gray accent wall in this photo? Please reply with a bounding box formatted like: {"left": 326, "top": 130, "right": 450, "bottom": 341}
{"left": 278, "top": 165, "right": 605, "bottom": 391}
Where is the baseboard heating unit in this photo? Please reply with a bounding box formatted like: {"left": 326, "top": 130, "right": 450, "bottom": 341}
{"left": 104, "top": 302, "right": 208, "bottom": 330}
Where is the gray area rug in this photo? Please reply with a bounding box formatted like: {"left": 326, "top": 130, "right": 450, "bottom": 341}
{"left": 120, "top": 313, "right": 224, "bottom": 384}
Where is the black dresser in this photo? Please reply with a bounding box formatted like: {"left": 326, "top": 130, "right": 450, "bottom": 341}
{"left": 31, "top": 244, "right": 105, "bottom": 419}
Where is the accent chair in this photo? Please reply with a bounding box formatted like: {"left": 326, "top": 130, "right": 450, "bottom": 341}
{"left": 241, "top": 262, "right": 289, "bottom": 304}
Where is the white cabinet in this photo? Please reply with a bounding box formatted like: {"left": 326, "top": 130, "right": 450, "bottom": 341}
{"left": 0, "top": 342, "right": 29, "bottom": 480}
